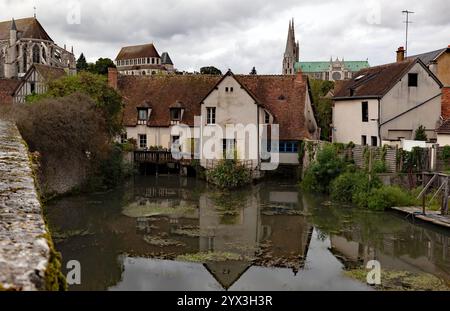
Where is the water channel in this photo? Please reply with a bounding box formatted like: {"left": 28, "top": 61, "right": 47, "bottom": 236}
{"left": 46, "top": 176, "right": 450, "bottom": 291}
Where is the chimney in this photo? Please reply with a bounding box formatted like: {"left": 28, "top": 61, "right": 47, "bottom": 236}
{"left": 108, "top": 67, "right": 118, "bottom": 90}
{"left": 442, "top": 87, "right": 450, "bottom": 120}
{"left": 396, "top": 46, "right": 405, "bottom": 62}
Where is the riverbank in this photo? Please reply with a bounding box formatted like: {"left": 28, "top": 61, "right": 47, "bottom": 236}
{"left": 0, "top": 120, "right": 65, "bottom": 290}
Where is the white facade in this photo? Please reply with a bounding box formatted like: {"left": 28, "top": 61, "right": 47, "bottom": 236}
{"left": 333, "top": 61, "right": 442, "bottom": 146}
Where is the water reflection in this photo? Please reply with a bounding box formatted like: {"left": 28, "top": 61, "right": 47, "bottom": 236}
{"left": 46, "top": 176, "right": 450, "bottom": 291}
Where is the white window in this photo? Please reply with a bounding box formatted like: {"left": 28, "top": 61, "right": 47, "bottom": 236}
{"left": 206, "top": 107, "right": 216, "bottom": 125}
{"left": 139, "top": 134, "right": 147, "bottom": 149}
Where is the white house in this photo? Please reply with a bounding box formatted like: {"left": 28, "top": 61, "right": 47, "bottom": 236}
{"left": 109, "top": 68, "right": 319, "bottom": 169}
{"left": 333, "top": 53, "right": 443, "bottom": 147}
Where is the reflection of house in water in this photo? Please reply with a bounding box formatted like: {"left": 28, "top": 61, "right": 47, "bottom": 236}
{"left": 330, "top": 226, "right": 450, "bottom": 282}
{"left": 198, "top": 187, "right": 313, "bottom": 289}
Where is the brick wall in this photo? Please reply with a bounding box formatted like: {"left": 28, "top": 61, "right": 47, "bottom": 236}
{"left": 443, "top": 87, "right": 450, "bottom": 120}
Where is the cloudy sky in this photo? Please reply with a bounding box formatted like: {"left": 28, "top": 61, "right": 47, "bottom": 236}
{"left": 1, "top": 0, "right": 449, "bottom": 74}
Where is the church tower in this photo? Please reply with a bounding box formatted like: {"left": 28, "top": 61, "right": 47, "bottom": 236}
{"left": 282, "top": 19, "right": 299, "bottom": 75}
{"left": 5, "top": 18, "right": 18, "bottom": 78}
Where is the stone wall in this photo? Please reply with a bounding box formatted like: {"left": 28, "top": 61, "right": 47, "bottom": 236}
{"left": 0, "top": 120, "right": 52, "bottom": 290}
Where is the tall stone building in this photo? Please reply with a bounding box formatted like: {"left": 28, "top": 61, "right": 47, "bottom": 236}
{"left": 282, "top": 19, "right": 299, "bottom": 75}
{"left": 282, "top": 19, "right": 369, "bottom": 80}
{"left": 0, "top": 17, "right": 76, "bottom": 79}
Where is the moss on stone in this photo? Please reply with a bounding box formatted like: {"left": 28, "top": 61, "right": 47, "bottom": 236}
{"left": 42, "top": 232, "right": 67, "bottom": 291}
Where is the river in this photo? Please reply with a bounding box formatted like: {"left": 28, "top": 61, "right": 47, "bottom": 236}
{"left": 45, "top": 176, "right": 450, "bottom": 291}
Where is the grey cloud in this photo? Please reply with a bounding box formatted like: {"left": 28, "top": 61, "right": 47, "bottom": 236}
{"left": 1, "top": 0, "right": 449, "bottom": 74}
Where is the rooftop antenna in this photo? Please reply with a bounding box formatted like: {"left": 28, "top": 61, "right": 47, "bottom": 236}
{"left": 402, "top": 10, "right": 414, "bottom": 57}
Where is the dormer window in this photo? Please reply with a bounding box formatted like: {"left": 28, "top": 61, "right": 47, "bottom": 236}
{"left": 171, "top": 108, "right": 182, "bottom": 121}
{"left": 169, "top": 101, "right": 185, "bottom": 123}
{"left": 137, "top": 108, "right": 150, "bottom": 125}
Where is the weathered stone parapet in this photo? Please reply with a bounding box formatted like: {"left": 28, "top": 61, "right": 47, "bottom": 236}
{"left": 0, "top": 120, "right": 50, "bottom": 290}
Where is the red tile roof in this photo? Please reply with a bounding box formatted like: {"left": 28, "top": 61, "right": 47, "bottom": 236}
{"left": 0, "top": 17, "right": 53, "bottom": 41}
{"left": 118, "top": 73, "right": 315, "bottom": 140}
{"left": 115, "top": 43, "right": 161, "bottom": 61}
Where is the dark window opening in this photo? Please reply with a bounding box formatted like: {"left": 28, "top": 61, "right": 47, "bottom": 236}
{"left": 171, "top": 109, "right": 181, "bottom": 121}
{"left": 120, "top": 133, "right": 128, "bottom": 144}
{"left": 408, "top": 73, "right": 418, "bottom": 87}
{"left": 362, "top": 135, "right": 367, "bottom": 146}
{"left": 225, "top": 87, "right": 229, "bottom": 92}
{"left": 278, "top": 141, "right": 299, "bottom": 153}
{"left": 30, "top": 82, "right": 35, "bottom": 94}
{"left": 371, "top": 136, "right": 378, "bottom": 147}
{"left": 264, "top": 111, "right": 270, "bottom": 124}
{"left": 362, "top": 102, "right": 369, "bottom": 122}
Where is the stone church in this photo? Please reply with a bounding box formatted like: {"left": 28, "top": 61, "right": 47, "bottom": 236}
{"left": 282, "top": 20, "right": 369, "bottom": 80}
{"left": 0, "top": 17, "right": 76, "bottom": 79}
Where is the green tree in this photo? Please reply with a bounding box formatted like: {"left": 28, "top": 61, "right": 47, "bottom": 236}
{"left": 200, "top": 66, "right": 222, "bottom": 75}
{"left": 76, "top": 53, "right": 88, "bottom": 71}
{"left": 414, "top": 125, "right": 428, "bottom": 141}
{"left": 309, "top": 79, "right": 335, "bottom": 141}
{"left": 91, "top": 58, "right": 116, "bottom": 75}
{"left": 26, "top": 72, "right": 123, "bottom": 136}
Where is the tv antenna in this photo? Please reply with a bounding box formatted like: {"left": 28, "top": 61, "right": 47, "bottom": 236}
{"left": 402, "top": 10, "right": 414, "bottom": 57}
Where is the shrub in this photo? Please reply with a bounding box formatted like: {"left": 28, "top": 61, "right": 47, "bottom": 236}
{"left": 301, "top": 144, "right": 346, "bottom": 193}
{"left": 330, "top": 171, "right": 383, "bottom": 207}
{"left": 330, "top": 171, "right": 367, "bottom": 203}
{"left": 207, "top": 160, "right": 252, "bottom": 189}
{"left": 367, "top": 186, "right": 414, "bottom": 211}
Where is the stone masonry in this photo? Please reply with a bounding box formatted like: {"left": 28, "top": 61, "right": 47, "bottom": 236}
{"left": 0, "top": 119, "right": 50, "bottom": 290}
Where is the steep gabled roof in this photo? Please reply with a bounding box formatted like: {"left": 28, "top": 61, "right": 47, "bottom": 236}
{"left": 118, "top": 72, "right": 316, "bottom": 140}
{"left": 116, "top": 43, "right": 161, "bottom": 61}
{"left": 0, "top": 17, "right": 53, "bottom": 41}
{"left": 12, "top": 64, "right": 66, "bottom": 96}
{"left": 408, "top": 48, "right": 448, "bottom": 65}
{"left": 333, "top": 59, "right": 441, "bottom": 100}
{"left": 161, "top": 52, "right": 173, "bottom": 65}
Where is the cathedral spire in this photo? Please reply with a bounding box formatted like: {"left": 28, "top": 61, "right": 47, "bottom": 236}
{"left": 283, "top": 18, "right": 299, "bottom": 75}
{"left": 10, "top": 18, "right": 17, "bottom": 31}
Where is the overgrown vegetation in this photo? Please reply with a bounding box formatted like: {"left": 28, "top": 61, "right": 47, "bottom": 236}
{"left": 309, "top": 79, "right": 335, "bottom": 141}
{"left": 14, "top": 72, "right": 129, "bottom": 198}
{"left": 301, "top": 144, "right": 346, "bottom": 193}
{"left": 206, "top": 160, "right": 252, "bottom": 189}
{"left": 301, "top": 143, "right": 432, "bottom": 211}
{"left": 26, "top": 71, "right": 123, "bottom": 136}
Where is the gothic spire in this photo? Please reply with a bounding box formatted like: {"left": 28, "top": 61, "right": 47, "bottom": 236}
{"left": 285, "top": 19, "right": 295, "bottom": 56}
{"left": 11, "top": 18, "right": 17, "bottom": 31}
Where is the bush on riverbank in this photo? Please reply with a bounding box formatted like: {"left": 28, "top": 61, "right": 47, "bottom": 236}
{"left": 303, "top": 143, "right": 424, "bottom": 211}
{"left": 206, "top": 160, "right": 252, "bottom": 189}
{"left": 301, "top": 144, "right": 346, "bottom": 193}
{"left": 15, "top": 93, "right": 128, "bottom": 199}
